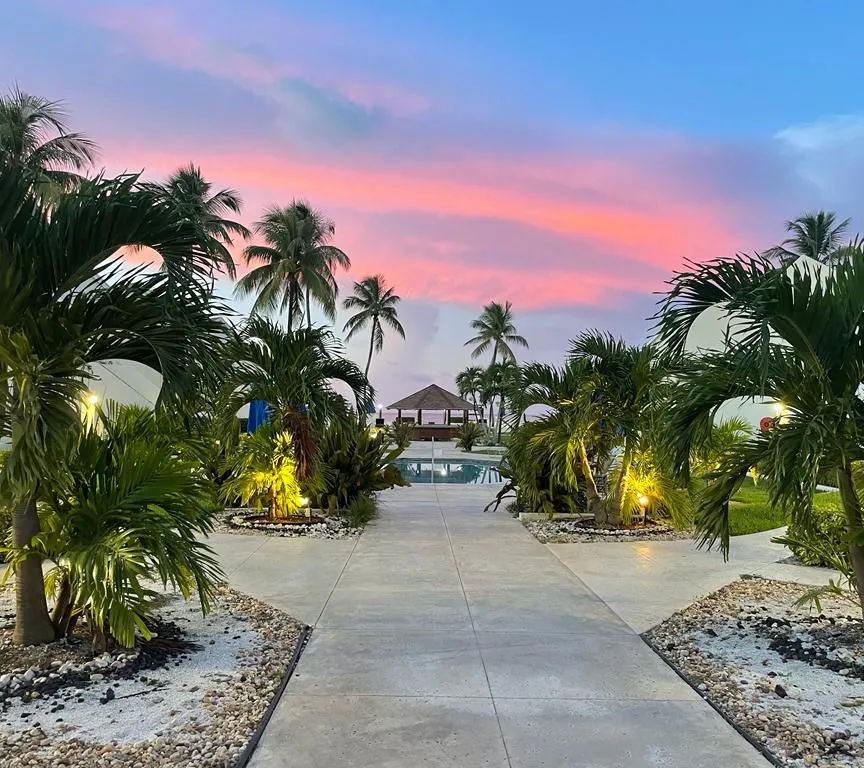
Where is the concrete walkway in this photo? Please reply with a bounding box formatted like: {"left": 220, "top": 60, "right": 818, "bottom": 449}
{"left": 212, "top": 486, "right": 769, "bottom": 767}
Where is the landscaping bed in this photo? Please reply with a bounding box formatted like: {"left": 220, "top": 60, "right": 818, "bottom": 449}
{"left": 645, "top": 577, "right": 864, "bottom": 767}
{"left": 1, "top": 585, "right": 306, "bottom": 768}
{"left": 524, "top": 518, "right": 692, "bottom": 543}
{"left": 214, "top": 508, "right": 361, "bottom": 539}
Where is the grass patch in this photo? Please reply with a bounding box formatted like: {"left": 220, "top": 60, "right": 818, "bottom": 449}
{"left": 725, "top": 480, "right": 843, "bottom": 536}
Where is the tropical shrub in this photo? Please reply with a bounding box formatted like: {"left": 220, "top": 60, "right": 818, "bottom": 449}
{"left": 775, "top": 491, "right": 847, "bottom": 567}
{"left": 224, "top": 318, "right": 372, "bottom": 480}
{"left": 488, "top": 422, "right": 586, "bottom": 518}
{"left": 221, "top": 423, "right": 302, "bottom": 519}
{"left": 455, "top": 422, "right": 484, "bottom": 452}
{"left": 655, "top": 248, "right": 864, "bottom": 612}
{"left": 617, "top": 448, "right": 692, "bottom": 528}
{"left": 1, "top": 405, "right": 223, "bottom": 650}
{"left": 343, "top": 493, "right": 378, "bottom": 527}
{"left": 307, "top": 420, "right": 407, "bottom": 514}
{"left": 387, "top": 420, "right": 415, "bottom": 450}
{"left": 0, "top": 163, "right": 230, "bottom": 646}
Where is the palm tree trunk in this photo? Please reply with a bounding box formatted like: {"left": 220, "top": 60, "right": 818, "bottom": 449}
{"left": 364, "top": 321, "right": 376, "bottom": 379}
{"left": 612, "top": 440, "right": 634, "bottom": 526}
{"left": 837, "top": 463, "right": 864, "bottom": 615}
{"left": 287, "top": 284, "right": 296, "bottom": 329}
{"left": 579, "top": 441, "right": 605, "bottom": 524}
{"left": 305, "top": 289, "right": 312, "bottom": 329}
{"left": 496, "top": 396, "right": 505, "bottom": 443}
{"left": 12, "top": 495, "right": 56, "bottom": 645}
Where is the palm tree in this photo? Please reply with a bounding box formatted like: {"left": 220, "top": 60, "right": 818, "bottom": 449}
{"left": 342, "top": 275, "right": 405, "bottom": 378}
{"left": 773, "top": 211, "right": 850, "bottom": 265}
{"left": 655, "top": 252, "right": 864, "bottom": 612}
{"left": 509, "top": 360, "right": 607, "bottom": 520}
{"left": 225, "top": 317, "right": 372, "bottom": 479}
{"left": 484, "top": 360, "right": 520, "bottom": 443}
{"left": 0, "top": 86, "right": 96, "bottom": 192}
{"left": 456, "top": 365, "right": 484, "bottom": 420}
{"left": 465, "top": 300, "right": 528, "bottom": 365}
{"left": 570, "top": 332, "right": 668, "bottom": 522}
{"left": 0, "top": 166, "right": 229, "bottom": 645}
{"left": 152, "top": 163, "right": 250, "bottom": 278}
{"left": 235, "top": 201, "right": 349, "bottom": 328}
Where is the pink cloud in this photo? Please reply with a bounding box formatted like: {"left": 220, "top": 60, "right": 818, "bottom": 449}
{"left": 96, "top": 135, "right": 767, "bottom": 310}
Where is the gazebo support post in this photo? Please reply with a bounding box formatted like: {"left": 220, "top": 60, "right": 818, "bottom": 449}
{"left": 463, "top": 409, "right": 468, "bottom": 425}
{"left": 418, "top": 408, "right": 422, "bottom": 425}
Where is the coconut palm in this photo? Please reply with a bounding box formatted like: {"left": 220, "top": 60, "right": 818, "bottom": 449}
{"left": 235, "top": 201, "right": 349, "bottom": 328}
{"left": 0, "top": 165, "right": 229, "bottom": 645}
{"left": 152, "top": 163, "right": 250, "bottom": 278}
{"left": 342, "top": 275, "right": 405, "bottom": 378}
{"left": 655, "top": 251, "right": 864, "bottom": 612}
{"left": 465, "top": 300, "right": 528, "bottom": 365}
{"left": 773, "top": 211, "right": 850, "bottom": 265}
{"left": 225, "top": 317, "right": 373, "bottom": 480}
{"left": 0, "top": 86, "right": 96, "bottom": 192}
{"left": 485, "top": 360, "right": 520, "bottom": 443}
{"left": 456, "top": 365, "right": 485, "bottom": 420}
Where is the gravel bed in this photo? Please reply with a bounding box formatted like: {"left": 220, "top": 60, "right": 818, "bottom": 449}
{"left": 645, "top": 577, "right": 864, "bottom": 767}
{"left": 524, "top": 518, "right": 693, "bottom": 543}
{"left": 1, "top": 585, "right": 306, "bottom": 767}
{"left": 213, "top": 508, "right": 361, "bottom": 539}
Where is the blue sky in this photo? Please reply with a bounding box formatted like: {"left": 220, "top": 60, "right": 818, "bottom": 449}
{"left": 3, "top": 0, "right": 863, "bottom": 401}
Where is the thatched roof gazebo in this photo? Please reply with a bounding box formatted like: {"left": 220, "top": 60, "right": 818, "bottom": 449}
{"left": 388, "top": 384, "right": 475, "bottom": 440}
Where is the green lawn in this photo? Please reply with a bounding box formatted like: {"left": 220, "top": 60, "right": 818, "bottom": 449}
{"left": 726, "top": 481, "right": 842, "bottom": 536}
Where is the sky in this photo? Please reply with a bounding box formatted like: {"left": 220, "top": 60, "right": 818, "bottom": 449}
{"left": 4, "top": 0, "right": 864, "bottom": 404}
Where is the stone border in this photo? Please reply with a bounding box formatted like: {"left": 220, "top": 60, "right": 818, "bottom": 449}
{"left": 235, "top": 625, "right": 311, "bottom": 768}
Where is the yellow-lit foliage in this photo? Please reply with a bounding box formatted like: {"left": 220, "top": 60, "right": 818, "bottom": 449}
{"left": 223, "top": 424, "right": 302, "bottom": 519}
{"left": 618, "top": 449, "right": 692, "bottom": 529}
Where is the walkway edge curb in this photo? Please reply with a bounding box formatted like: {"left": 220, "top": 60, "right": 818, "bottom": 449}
{"left": 640, "top": 633, "right": 782, "bottom": 767}
{"left": 235, "top": 624, "right": 313, "bottom": 768}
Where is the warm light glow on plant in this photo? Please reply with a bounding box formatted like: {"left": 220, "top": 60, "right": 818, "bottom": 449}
{"left": 774, "top": 401, "right": 786, "bottom": 416}
{"left": 86, "top": 393, "right": 98, "bottom": 405}
{"left": 638, "top": 495, "right": 649, "bottom": 507}
{"left": 299, "top": 496, "right": 309, "bottom": 507}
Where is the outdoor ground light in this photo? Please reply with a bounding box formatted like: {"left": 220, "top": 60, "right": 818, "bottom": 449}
{"left": 638, "top": 495, "right": 649, "bottom": 507}
{"left": 86, "top": 392, "right": 98, "bottom": 405}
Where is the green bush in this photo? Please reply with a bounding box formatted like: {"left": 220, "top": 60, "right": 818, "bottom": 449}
{"left": 455, "top": 422, "right": 484, "bottom": 452}
{"left": 308, "top": 420, "right": 408, "bottom": 514}
{"left": 343, "top": 493, "right": 378, "bottom": 527}
{"left": 386, "top": 420, "right": 415, "bottom": 450}
{"left": 778, "top": 492, "right": 847, "bottom": 567}
{"left": 3, "top": 405, "right": 223, "bottom": 650}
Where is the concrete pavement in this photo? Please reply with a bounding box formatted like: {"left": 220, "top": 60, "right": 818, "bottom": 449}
{"left": 212, "top": 485, "right": 771, "bottom": 767}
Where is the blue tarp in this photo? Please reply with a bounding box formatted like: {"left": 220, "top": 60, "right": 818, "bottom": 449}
{"left": 247, "top": 400, "right": 270, "bottom": 433}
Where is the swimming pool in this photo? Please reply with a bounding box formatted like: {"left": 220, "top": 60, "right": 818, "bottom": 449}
{"left": 393, "top": 459, "right": 503, "bottom": 484}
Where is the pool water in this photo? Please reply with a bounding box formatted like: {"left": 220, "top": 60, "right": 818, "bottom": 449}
{"left": 393, "top": 459, "right": 503, "bottom": 484}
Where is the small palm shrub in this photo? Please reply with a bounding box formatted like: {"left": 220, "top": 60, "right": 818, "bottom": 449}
{"left": 307, "top": 420, "right": 407, "bottom": 515}
{"left": 387, "top": 420, "right": 415, "bottom": 450}
{"left": 455, "top": 422, "right": 484, "bottom": 452}
{"left": 487, "top": 423, "right": 585, "bottom": 518}
{"left": 221, "top": 423, "right": 302, "bottom": 519}
{"left": 1, "top": 405, "right": 223, "bottom": 650}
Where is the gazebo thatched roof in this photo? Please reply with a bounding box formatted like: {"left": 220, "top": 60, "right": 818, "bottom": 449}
{"left": 388, "top": 384, "right": 474, "bottom": 411}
